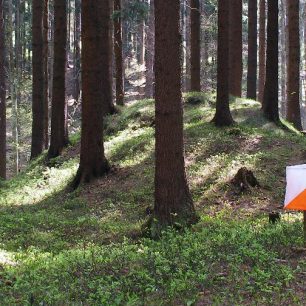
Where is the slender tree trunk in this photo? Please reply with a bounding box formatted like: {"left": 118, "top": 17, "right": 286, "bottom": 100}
{"left": 43, "top": 0, "right": 49, "bottom": 148}
{"left": 67, "top": 0, "right": 71, "bottom": 59}
{"left": 8, "top": 0, "right": 19, "bottom": 171}
{"left": 137, "top": 18, "right": 145, "bottom": 65}
{"left": 185, "top": 0, "right": 191, "bottom": 91}
{"left": 190, "top": 0, "right": 201, "bottom": 91}
{"left": 48, "top": 1, "right": 54, "bottom": 106}
{"left": 212, "top": 0, "right": 234, "bottom": 126}
{"left": 258, "top": 0, "right": 266, "bottom": 104}
{"left": 286, "top": 0, "right": 302, "bottom": 130}
{"left": 74, "top": 0, "right": 81, "bottom": 102}
{"left": 247, "top": 0, "right": 258, "bottom": 100}
{"left": 229, "top": 0, "right": 242, "bottom": 97}
{"left": 104, "top": 0, "right": 116, "bottom": 116}
{"left": 263, "top": 0, "right": 279, "bottom": 122}
{"left": 181, "top": 0, "right": 187, "bottom": 92}
{"left": 304, "top": 3, "right": 306, "bottom": 104}
{"left": 280, "top": 0, "right": 287, "bottom": 116}
{"left": 48, "top": 0, "right": 68, "bottom": 158}
{"left": 145, "top": 0, "right": 155, "bottom": 98}
{"left": 153, "top": 0, "right": 198, "bottom": 235}
{"left": 31, "top": 0, "right": 45, "bottom": 159}
{"left": 0, "top": 0, "right": 6, "bottom": 179}
{"left": 73, "top": 0, "right": 110, "bottom": 188}
{"left": 114, "top": 0, "right": 124, "bottom": 105}
{"left": 109, "top": 0, "right": 114, "bottom": 103}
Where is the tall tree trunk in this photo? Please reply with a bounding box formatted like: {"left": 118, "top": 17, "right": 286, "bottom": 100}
{"left": 190, "top": 0, "right": 201, "bottom": 91}
{"left": 286, "top": 0, "right": 302, "bottom": 130}
{"left": 247, "top": 0, "right": 258, "bottom": 100}
{"left": 0, "top": 0, "right": 6, "bottom": 179}
{"left": 304, "top": 2, "right": 306, "bottom": 104}
{"left": 258, "top": 0, "right": 266, "bottom": 104}
{"left": 185, "top": 0, "right": 191, "bottom": 91}
{"left": 9, "top": 0, "right": 19, "bottom": 172}
{"left": 114, "top": 0, "right": 124, "bottom": 105}
{"left": 212, "top": 0, "right": 234, "bottom": 126}
{"left": 145, "top": 0, "right": 155, "bottom": 98}
{"left": 181, "top": 0, "right": 187, "bottom": 92}
{"left": 137, "top": 18, "right": 145, "bottom": 65}
{"left": 73, "top": 0, "right": 110, "bottom": 188}
{"left": 31, "top": 0, "right": 45, "bottom": 159}
{"left": 280, "top": 0, "right": 287, "bottom": 117}
{"left": 104, "top": 0, "right": 115, "bottom": 116}
{"left": 153, "top": 0, "right": 198, "bottom": 235}
{"left": 263, "top": 0, "right": 279, "bottom": 122}
{"left": 43, "top": 0, "right": 49, "bottom": 148}
{"left": 74, "top": 0, "right": 81, "bottom": 102}
{"left": 229, "top": 0, "right": 242, "bottom": 97}
{"left": 48, "top": 1, "right": 54, "bottom": 106}
{"left": 109, "top": 0, "right": 114, "bottom": 104}
{"left": 48, "top": 0, "right": 68, "bottom": 158}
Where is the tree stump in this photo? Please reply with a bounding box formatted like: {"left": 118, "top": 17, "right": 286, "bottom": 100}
{"left": 231, "top": 167, "right": 260, "bottom": 193}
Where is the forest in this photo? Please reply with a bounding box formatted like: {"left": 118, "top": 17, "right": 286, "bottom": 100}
{"left": 0, "top": 0, "right": 306, "bottom": 304}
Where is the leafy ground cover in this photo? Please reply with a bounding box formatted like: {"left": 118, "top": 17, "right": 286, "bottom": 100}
{"left": 0, "top": 94, "right": 306, "bottom": 305}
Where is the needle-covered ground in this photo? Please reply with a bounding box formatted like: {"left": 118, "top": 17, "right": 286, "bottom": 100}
{"left": 0, "top": 94, "right": 306, "bottom": 305}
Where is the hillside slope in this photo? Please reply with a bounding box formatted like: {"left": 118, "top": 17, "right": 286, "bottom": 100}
{"left": 0, "top": 95, "right": 306, "bottom": 305}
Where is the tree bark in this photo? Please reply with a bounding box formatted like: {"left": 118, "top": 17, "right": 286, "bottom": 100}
{"left": 258, "top": 0, "right": 266, "bottom": 104}
{"left": 280, "top": 0, "right": 287, "bottom": 117}
{"left": 74, "top": 0, "right": 81, "bottom": 102}
{"left": 247, "top": 0, "right": 258, "bottom": 100}
{"left": 114, "top": 0, "right": 124, "bottom": 105}
{"left": 153, "top": 0, "right": 197, "bottom": 235}
{"left": 48, "top": 0, "right": 68, "bottom": 158}
{"left": 137, "top": 18, "right": 145, "bottom": 66}
{"left": 145, "top": 0, "right": 155, "bottom": 98}
{"left": 212, "top": 0, "right": 234, "bottom": 126}
{"left": 0, "top": 0, "right": 6, "bottom": 179}
{"left": 185, "top": 0, "right": 191, "bottom": 91}
{"left": 263, "top": 0, "right": 279, "bottom": 122}
{"left": 190, "top": 0, "right": 201, "bottom": 92}
{"left": 286, "top": 0, "right": 302, "bottom": 130}
{"left": 103, "top": 0, "right": 116, "bottom": 116}
{"left": 73, "top": 0, "right": 110, "bottom": 188}
{"left": 31, "top": 0, "right": 45, "bottom": 159}
{"left": 43, "top": 0, "right": 49, "bottom": 148}
{"left": 229, "top": 0, "right": 242, "bottom": 98}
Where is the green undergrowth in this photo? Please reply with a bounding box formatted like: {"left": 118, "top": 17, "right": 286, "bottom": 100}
{"left": 1, "top": 93, "right": 306, "bottom": 304}
{"left": 1, "top": 217, "right": 304, "bottom": 305}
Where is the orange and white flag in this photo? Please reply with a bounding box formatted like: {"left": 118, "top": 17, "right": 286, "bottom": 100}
{"left": 284, "top": 164, "right": 306, "bottom": 211}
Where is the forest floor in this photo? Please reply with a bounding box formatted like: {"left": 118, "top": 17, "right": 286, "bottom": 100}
{"left": 0, "top": 94, "right": 306, "bottom": 305}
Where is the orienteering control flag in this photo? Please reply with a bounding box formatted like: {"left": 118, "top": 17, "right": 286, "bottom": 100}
{"left": 284, "top": 164, "right": 306, "bottom": 211}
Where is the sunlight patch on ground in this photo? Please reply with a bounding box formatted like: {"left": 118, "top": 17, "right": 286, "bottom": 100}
{"left": 1, "top": 163, "right": 78, "bottom": 206}
{"left": 0, "top": 250, "right": 16, "bottom": 266}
